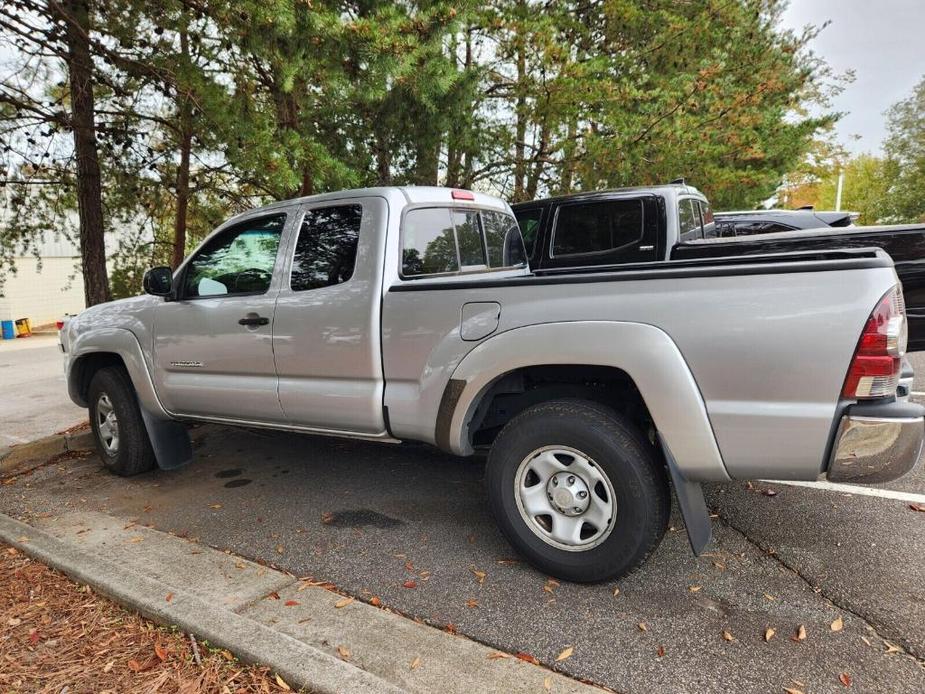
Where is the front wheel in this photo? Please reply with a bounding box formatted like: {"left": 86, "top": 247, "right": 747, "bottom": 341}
{"left": 485, "top": 399, "right": 670, "bottom": 582}
{"left": 88, "top": 366, "right": 157, "bottom": 477}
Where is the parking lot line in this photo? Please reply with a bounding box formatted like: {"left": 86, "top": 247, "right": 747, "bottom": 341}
{"left": 762, "top": 479, "right": 925, "bottom": 504}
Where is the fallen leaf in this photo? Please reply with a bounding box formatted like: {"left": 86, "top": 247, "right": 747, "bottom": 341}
{"left": 275, "top": 674, "right": 291, "bottom": 691}
{"left": 689, "top": 585, "right": 702, "bottom": 593}
{"left": 471, "top": 568, "right": 486, "bottom": 585}
{"left": 545, "top": 676, "right": 552, "bottom": 691}
{"left": 831, "top": 616, "right": 844, "bottom": 632}
{"left": 556, "top": 646, "right": 574, "bottom": 661}
{"left": 612, "top": 586, "right": 620, "bottom": 597}
{"left": 334, "top": 597, "right": 354, "bottom": 609}
{"left": 444, "top": 623, "right": 458, "bottom": 635}
{"left": 764, "top": 593, "right": 776, "bottom": 601}
{"left": 792, "top": 625, "right": 807, "bottom": 642}
{"left": 487, "top": 652, "right": 509, "bottom": 660}
{"left": 763, "top": 489, "right": 778, "bottom": 497}
{"left": 370, "top": 596, "right": 382, "bottom": 607}
{"left": 465, "top": 598, "right": 479, "bottom": 608}
{"left": 266, "top": 592, "right": 280, "bottom": 601}
{"left": 515, "top": 652, "right": 540, "bottom": 665}
{"left": 722, "top": 630, "right": 734, "bottom": 642}
{"left": 909, "top": 503, "right": 925, "bottom": 512}
{"left": 402, "top": 580, "right": 417, "bottom": 589}
{"left": 656, "top": 645, "right": 666, "bottom": 658}
{"left": 127, "top": 659, "right": 143, "bottom": 673}
{"left": 839, "top": 672, "right": 852, "bottom": 687}
{"left": 337, "top": 645, "right": 351, "bottom": 660}
{"left": 103, "top": 661, "right": 114, "bottom": 673}
{"left": 208, "top": 503, "right": 222, "bottom": 510}
{"left": 638, "top": 622, "right": 648, "bottom": 632}
{"left": 764, "top": 627, "right": 776, "bottom": 642}
{"left": 165, "top": 593, "right": 173, "bottom": 603}
{"left": 275, "top": 545, "right": 285, "bottom": 554}
{"left": 321, "top": 511, "right": 334, "bottom": 524}
{"left": 221, "top": 650, "right": 234, "bottom": 661}
{"left": 783, "top": 688, "right": 806, "bottom": 694}
{"left": 543, "top": 578, "right": 560, "bottom": 593}
{"left": 29, "top": 629, "right": 40, "bottom": 645}
{"left": 284, "top": 600, "right": 300, "bottom": 607}
{"left": 129, "top": 536, "right": 143, "bottom": 544}
{"left": 154, "top": 643, "right": 168, "bottom": 661}
{"left": 885, "top": 642, "right": 901, "bottom": 654}
{"left": 410, "top": 656, "right": 421, "bottom": 670}
{"left": 7, "top": 617, "right": 21, "bottom": 626}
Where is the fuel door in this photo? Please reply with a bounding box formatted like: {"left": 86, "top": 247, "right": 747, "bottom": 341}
{"left": 460, "top": 302, "right": 501, "bottom": 342}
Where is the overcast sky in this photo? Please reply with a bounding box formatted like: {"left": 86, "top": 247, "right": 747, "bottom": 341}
{"left": 781, "top": 0, "right": 925, "bottom": 155}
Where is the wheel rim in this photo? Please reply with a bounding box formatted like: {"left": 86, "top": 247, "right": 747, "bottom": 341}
{"left": 96, "top": 393, "right": 119, "bottom": 454}
{"left": 514, "top": 445, "right": 617, "bottom": 551}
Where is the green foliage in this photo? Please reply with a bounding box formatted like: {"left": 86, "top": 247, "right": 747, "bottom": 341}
{"left": 883, "top": 76, "right": 925, "bottom": 223}
{"left": 814, "top": 155, "right": 891, "bottom": 225}
{"left": 1, "top": 0, "right": 844, "bottom": 300}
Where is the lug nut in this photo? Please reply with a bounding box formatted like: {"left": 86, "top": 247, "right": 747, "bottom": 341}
{"left": 552, "top": 478, "right": 558, "bottom": 486}
{"left": 577, "top": 490, "right": 587, "bottom": 499}
{"left": 567, "top": 475, "right": 575, "bottom": 485}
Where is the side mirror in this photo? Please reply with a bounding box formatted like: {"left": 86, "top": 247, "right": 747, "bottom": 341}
{"left": 143, "top": 266, "right": 174, "bottom": 297}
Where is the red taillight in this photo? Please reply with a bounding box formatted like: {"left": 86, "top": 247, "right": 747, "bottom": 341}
{"left": 451, "top": 189, "right": 475, "bottom": 201}
{"left": 842, "top": 286, "right": 907, "bottom": 399}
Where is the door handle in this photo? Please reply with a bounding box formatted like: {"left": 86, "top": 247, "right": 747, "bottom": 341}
{"left": 238, "top": 315, "right": 269, "bottom": 326}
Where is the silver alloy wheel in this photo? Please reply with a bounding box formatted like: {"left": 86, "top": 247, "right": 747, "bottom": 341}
{"left": 96, "top": 393, "right": 119, "bottom": 454}
{"left": 514, "top": 445, "right": 617, "bottom": 551}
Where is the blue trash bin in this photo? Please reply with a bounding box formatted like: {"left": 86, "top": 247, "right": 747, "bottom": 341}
{"left": 1, "top": 320, "right": 14, "bottom": 340}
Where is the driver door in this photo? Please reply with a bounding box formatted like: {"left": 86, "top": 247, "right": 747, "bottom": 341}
{"left": 152, "top": 210, "right": 293, "bottom": 423}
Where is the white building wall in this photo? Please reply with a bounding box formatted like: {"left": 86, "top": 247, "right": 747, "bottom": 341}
{"left": 0, "top": 256, "right": 86, "bottom": 326}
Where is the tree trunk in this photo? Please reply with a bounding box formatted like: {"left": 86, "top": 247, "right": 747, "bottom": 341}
{"left": 512, "top": 18, "right": 527, "bottom": 203}
{"left": 58, "top": 0, "right": 110, "bottom": 305}
{"left": 171, "top": 28, "right": 192, "bottom": 269}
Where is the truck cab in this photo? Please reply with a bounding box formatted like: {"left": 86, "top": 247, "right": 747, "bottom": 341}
{"left": 512, "top": 183, "right": 714, "bottom": 271}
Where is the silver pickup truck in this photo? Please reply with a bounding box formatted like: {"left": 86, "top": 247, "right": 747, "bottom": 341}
{"left": 61, "top": 186, "right": 924, "bottom": 582}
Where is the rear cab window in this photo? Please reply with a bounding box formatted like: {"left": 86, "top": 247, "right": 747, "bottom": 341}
{"left": 678, "top": 199, "right": 703, "bottom": 241}
{"left": 543, "top": 196, "right": 659, "bottom": 268}
{"left": 401, "top": 206, "right": 527, "bottom": 278}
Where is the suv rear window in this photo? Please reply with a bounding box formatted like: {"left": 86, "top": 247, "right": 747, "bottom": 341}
{"left": 552, "top": 199, "right": 643, "bottom": 256}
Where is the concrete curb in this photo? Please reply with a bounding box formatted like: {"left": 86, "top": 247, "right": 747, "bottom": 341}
{"left": 0, "top": 513, "right": 403, "bottom": 694}
{"left": 0, "top": 428, "right": 94, "bottom": 476}
{"left": 1, "top": 509, "right": 602, "bottom": 693}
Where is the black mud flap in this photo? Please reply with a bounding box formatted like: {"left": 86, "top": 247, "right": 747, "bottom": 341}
{"left": 658, "top": 434, "right": 712, "bottom": 556}
{"left": 140, "top": 408, "right": 193, "bottom": 470}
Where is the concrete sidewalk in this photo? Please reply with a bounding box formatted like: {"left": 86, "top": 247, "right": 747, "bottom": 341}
{"left": 0, "top": 509, "right": 601, "bottom": 694}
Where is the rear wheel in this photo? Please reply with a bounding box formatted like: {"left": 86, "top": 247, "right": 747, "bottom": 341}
{"left": 486, "top": 399, "right": 670, "bottom": 582}
{"left": 88, "top": 366, "right": 156, "bottom": 477}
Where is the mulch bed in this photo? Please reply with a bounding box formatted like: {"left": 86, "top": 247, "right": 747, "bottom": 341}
{"left": 0, "top": 544, "right": 298, "bottom": 693}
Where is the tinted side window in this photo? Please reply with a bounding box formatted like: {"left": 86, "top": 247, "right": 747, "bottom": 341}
{"left": 183, "top": 214, "right": 284, "bottom": 298}
{"left": 452, "top": 210, "right": 486, "bottom": 268}
{"left": 678, "top": 199, "right": 701, "bottom": 240}
{"left": 483, "top": 210, "right": 527, "bottom": 268}
{"left": 402, "top": 208, "right": 459, "bottom": 276}
{"left": 553, "top": 199, "right": 643, "bottom": 256}
{"left": 514, "top": 207, "right": 543, "bottom": 256}
{"left": 291, "top": 205, "right": 362, "bottom": 291}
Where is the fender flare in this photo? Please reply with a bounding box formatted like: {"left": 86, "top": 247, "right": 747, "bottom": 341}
{"left": 67, "top": 328, "right": 192, "bottom": 469}
{"left": 68, "top": 327, "right": 166, "bottom": 417}
{"left": 440, "top": 320, "right": 729, "bottom": 482}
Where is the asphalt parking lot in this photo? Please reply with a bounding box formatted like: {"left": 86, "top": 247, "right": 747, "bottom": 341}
{"left": 3, "top": 355, "right": 925, "bottom": 693}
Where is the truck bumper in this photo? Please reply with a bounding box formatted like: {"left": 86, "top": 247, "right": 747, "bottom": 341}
{"left": 827, "top": 400, "right": 925, "bottom": 484}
